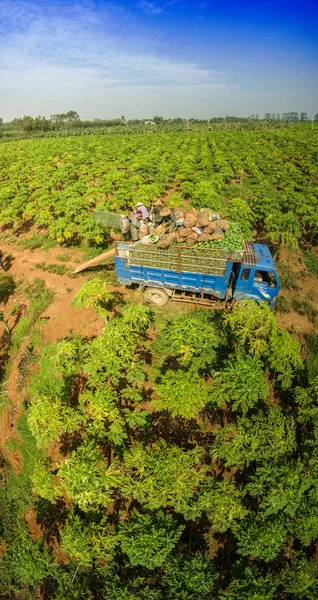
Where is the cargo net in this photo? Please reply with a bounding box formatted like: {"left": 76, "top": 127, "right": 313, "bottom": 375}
{"left": 127, "top": 244, "right": 242, "bottom": 276}
{"left": 242, "top": 240, "right": 257, "bottom": 267}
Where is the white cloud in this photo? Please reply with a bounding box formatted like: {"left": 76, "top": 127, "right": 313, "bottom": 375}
{"left": 138, "top": 1, "right": 163, "bottom": 16}
{"left": 0, "top": 0, "right": 236, "bottom": 119}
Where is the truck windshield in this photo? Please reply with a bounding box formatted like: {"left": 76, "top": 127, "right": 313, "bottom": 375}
{"left": 254, "top": 270, "right": 277, "bottom": 288}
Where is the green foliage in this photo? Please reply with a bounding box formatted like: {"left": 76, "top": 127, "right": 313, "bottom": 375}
{"left": 10, "top": 283, "right": 54, "bottom": 352}
{"left": 161, "top": 554, "right": 218, "bottom": 599}
{"left": 31, "top": 460, "right": 62, "bottom": 502}
{"left": 122, "top": 441, "right": 206, "bottom": 515}
{"left": 61, "top": 512, "right": 118, "bottom": 565}
{"left": 35, "top": 261, "right": 69, "bottom": 275}
{"left": 17, "top": 275, "right": 47, "bottom": 300}
{"left": 0, "top": 273, "right": 15, "bottom": 303}
{"left": 72, "top": 277, "right": 115, "bottom": 318}
{"left": 27, "top": 339, "right": 84, "bottom": 446}
{"left": 83, "top": 304, "right": 152, "bottom": 386}
{"left": 280, "top": 554, "right": 318, "bottom": 598}
{"left": 274, "top": 294, "right": 290, "bottom": 312}
{"left": 118, "top": 509, "right": 184, "bottom": 569}
{"left": 5, "top": 525, "right": 55, "bottom": 591}
{"left": 153, "top": 309, "right": 220, "bottom": 370}
{"left": 4, "top": 290, "right": 318, "bottom": 599}
{"left": 212, "top": 406, "right": 296, "bottom": 468}
{"left": 278, "top": 264, "right": 299, "bottom": 290}
{"left": 218, "top": 564, "right": 278, "bottom": 600}
{"left": 234, "top": 515, "right": 287, "bottom": 561}
{"left": 291, "top": 296, "right": 317, "bottom": 322}
{"left": 226, "top": 197, "right": 254, "bottom": 237}
{"left": 50, "top": 568, "right": 88, "bottom": 600}
{"left": 305, "top": 249, "right": 318, "bottom": 275}
{"left": 153, "top": 369, "right": 209, "bottom": 419}
{"left": 209, "top": 353, "right": 269, "bottom": 414}
{"left": 58, "top": 441, "right": 121, "bottom": 511}
{"left": 19, "top": 234, "right": 57, "bottom": 250}
{"left": 226, "top": 299, "right": 303, "bottom": 388}
{"left": 5, "top": 414, "right": 43, "bottom": 509}
{"left": 305, "top": 333, "right": 318, "bottom": 383}
{"left": 184, "top": 477, "right": 248, "bottom": 529}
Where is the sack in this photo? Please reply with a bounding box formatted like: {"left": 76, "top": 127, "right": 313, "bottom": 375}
{"left": 210, "top": 212, "right": 221, "bottom": 221}
{"left": 173, "top": 207, "right": 185, "bottom": 220}
{"left": 186, "top": 232, "right": 198, "bottom": 243}
{"left": 186, "top": 208, "right": 198, "bottom": 217}
{"left": 200, "top": 233, "right": 213, "bottom": 242}
{"left": 120, "top": 214, "right": 130, "bottom": 234}
{"left": 139, "top": 222, "right": 149, "bottom": 237}
{"left": 186, "top": 232, "right": 198, "bottom": 247}
{"left": 155, "top": 223, "right": 167, "bottom": 236}
{"left": 157, "top": 232, "right": 176, "bottom": 249}
{"left": 141, "top": 234, "right": 159, "bottom": 244}
{"left": 184, "top": 215, "right": 197, "bottom": 228}
{"left": 196, "top": 210, "right": 210, "bottom": 227}
{"left": 204, "top": 221, "right": 219, "bottom": 233}
{"left": 177, "top": 227, "right": 192, "bottom": 239}
{"left": 184, "top": 208, "right": 198, "bottom": 228}
{"left": 218, "top": 219, "right": 230, "bottom": 231}
{"left": 211, "top": 226, "right": 224, "bottom": 241}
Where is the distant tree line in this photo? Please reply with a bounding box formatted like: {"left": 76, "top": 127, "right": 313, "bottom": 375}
{"left": 0, "top": 110, "right": 317, "bottom": 139}
{"left": 261, "top": 112, "right": 316, "bottom": 121}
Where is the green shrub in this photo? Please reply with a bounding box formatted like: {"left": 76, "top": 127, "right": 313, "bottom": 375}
{"left": 44, "top": 263, "right": 69, "bottom": 275}
{"left": 275, "top": 295, "right": 290, "bottom": 313}
{"left": 305, "top": 332, "right": 318, "bottom": 383}
{"left": 305, "top": 249, "right": 318, "bottom": 275}
{"left": 0, "top": 274, "right": 15, "bottom": 303}
{"left": 162, "top": 554, "right": 218, "bottom": 600}
{"left": 17, "top": 276, "right": 46, "bottom": 300}
{"left": 19, "top": 234, "right": 57, "bottom": 251}
{"left": 118, "top": 510, "right": 184, "bottom": 569}
{"left": 291, "top": 298, "right": 317, "bottom": 323}
{"left": 279, "top": 264, "right": 299, "bottom": 290}
{"left": 7, "top": 528, "right": 55, "bottom": 589}
{"left": 72, "top": 278, "right": 115, "bottom": 318}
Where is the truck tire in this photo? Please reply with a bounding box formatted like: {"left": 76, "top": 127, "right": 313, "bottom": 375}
{"left": 143, "top": 287, "right": 169, "bottom": 307}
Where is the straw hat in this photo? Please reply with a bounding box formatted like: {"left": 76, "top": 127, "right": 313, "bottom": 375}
{"left": 153, "top": 199, "right": 163, "bottom": 206}
{"left": 136, "top": 202, "right": 144, "bottom": 207}
{"left": 160, "top": 207, "right": 171, "bottom": 217}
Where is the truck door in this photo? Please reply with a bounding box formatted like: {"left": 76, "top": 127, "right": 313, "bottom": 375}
{"left": 233, "top": 266, "right": 279, "bottom": 306}
{"left": 252, "top": 269, "right": 279, "bottom": 305}
{"left": 233, "top": 266, "right": 252, "bottom": 301}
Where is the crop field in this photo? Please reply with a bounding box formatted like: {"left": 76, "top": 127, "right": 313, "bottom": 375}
{"left": 1, "top": 128, "right": 317, "bottom": 246}
{"left": 0, "top": 128, "right": 318, "bottom": 599}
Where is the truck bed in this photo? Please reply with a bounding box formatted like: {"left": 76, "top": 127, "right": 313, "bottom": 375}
{"left": 115, "top": 242, "right": 245, "bottom": 274}
{"left": 114, "top": 241, "right": 246, "bottom": 297}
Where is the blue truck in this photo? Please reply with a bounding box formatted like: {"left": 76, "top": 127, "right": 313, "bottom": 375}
{"left": 114, "top": 239, "right": 280, "bottom": 308}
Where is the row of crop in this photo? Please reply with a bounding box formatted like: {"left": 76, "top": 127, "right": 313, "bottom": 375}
{"left": 4, "top": 298, "right": 314, "bottom": 599}
{"left": 0, "top": 130, "right": 317, "bottom": 245}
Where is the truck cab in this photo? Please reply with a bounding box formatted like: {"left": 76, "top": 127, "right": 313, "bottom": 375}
{"left": 233, "top": 244, "right": 280, "bottom": 307}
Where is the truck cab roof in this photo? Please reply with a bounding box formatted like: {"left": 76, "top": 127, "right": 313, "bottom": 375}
{"left": 253, "top": 243, "right": 276, "bottom": 271}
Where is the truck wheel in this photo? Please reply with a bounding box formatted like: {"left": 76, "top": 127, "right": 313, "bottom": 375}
{"left": 143, "top": 287, "right": 169, "bottom": 306}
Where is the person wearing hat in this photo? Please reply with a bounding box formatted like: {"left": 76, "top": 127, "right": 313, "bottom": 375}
{"left": 130, "top": 210, "right": 143, "bottom": 241}
{"left": 135, "top": 202, "right": 149, "bottom": 220}
{"left": 150, "top": 199, "right": 164, "bottom": 226}
{"left": 160, "top": 207, "right": 176, "bottom": 232}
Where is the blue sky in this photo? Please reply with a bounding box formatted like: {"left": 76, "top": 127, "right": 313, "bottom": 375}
{"left": 0, "top": 0, "right": 317, "bottom": 120}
